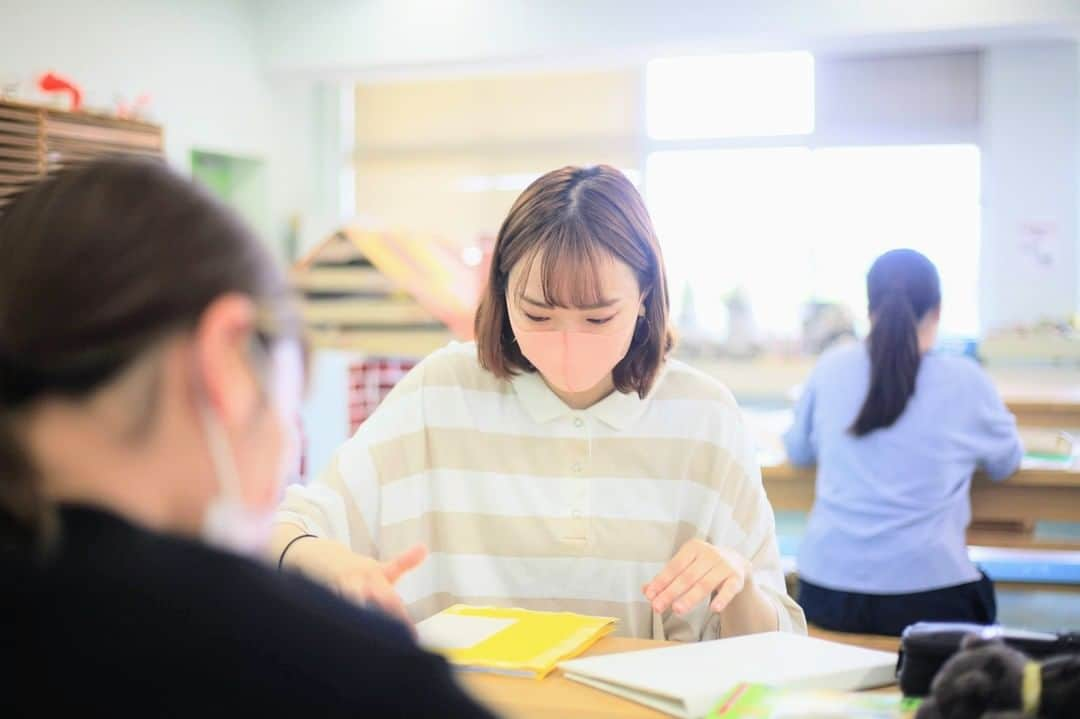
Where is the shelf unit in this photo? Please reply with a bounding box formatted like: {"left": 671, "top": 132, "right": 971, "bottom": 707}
{"left": 0, "top": 99, "right": 163, "bottom": 213}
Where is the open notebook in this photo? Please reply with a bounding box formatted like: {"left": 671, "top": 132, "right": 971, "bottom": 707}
{"left": 416, "top": 605, "right": 617, "bottom": 679}
{"left": 559, "top": 632, "right": 899, "bottom": 719}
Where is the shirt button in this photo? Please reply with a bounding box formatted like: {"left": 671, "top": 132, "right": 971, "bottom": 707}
{"left": 572, "top": 462, "right": 584, "bottom": 474}
{"left": 574, "top": 417, "right": 585, "bottom": 429}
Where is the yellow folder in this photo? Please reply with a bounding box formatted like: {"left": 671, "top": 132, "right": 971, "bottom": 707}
{"left": 416, "top": 605, "right": 618, "bottom": 679}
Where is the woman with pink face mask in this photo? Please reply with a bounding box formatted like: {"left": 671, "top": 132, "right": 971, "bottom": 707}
{"left": 273, "top": 165, "right": 806, "bottom": 641}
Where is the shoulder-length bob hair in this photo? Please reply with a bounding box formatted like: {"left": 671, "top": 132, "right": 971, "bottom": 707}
{"left": 475, "top": 165, "right": 674, "bottom": 398}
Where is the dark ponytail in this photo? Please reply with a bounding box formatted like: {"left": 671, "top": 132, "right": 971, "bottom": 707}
{"left": 851, "top": 249, "right": 941, "bottom": 437}
{"left": 916, "top": 636, "right": 1080, "bottom": 719}
{"left": 0, "top": 158, "right": 298, "bottom": 546}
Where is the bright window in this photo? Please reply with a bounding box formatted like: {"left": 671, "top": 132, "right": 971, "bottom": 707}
{"left": 646, "top": 53, "right": 815, "bottom": 139}
{"left": 647, "top": 145, "right": 981, "bottom": 338}
{"left": 810, "top": 145, "right": 981, "bottom": 337}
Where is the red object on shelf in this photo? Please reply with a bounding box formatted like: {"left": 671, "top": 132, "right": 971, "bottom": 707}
{"left": 348, "top": 357, "right": 418, "bottom": 433}
{"left": 38, "top": 72, "right": 83, "bottom": 111}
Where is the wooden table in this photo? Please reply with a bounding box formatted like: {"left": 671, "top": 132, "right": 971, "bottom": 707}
{"left": 462, "top": 629, "right": 899, "bottom": 719}
{"left": 998, "top": 383, "right": 1080, "bottom": 428}
{"left": 761, "top": 460, "right": 1080, "bottom": 551}
{"left": 462, "top": 637, "right": 676, "bottom": 719}
{"left": 806, "top": 626, "right": 900, "bottom": 653}
{"left": 689, "top": 356, "right": 1080, "bottom": 431}
{"left": 706, "top": 360, "right": 1080, "bottom": 549}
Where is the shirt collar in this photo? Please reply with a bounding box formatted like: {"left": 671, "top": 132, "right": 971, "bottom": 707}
{"left": 509, "top": 367, "right": 662, "bottom": 431}
{"left": 509, "top": 370, "right": 568, "bottom": 425}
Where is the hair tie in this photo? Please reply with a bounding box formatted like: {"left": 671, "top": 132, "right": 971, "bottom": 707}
{"left": 1021, "top": 660, "right": 1042, "bottom": 715}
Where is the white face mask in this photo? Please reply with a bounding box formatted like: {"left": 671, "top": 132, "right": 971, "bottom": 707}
{"left": 197, "top": 399, "right": 274, "bottom": 556}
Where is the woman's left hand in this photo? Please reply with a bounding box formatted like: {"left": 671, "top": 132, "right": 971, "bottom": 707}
{"left": 643, "top": 539, "right": 751, "bottom": 616}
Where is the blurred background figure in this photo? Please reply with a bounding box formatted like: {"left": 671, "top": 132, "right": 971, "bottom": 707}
{"left": 784, "top": 249, "right": 1023, "bottom": 636}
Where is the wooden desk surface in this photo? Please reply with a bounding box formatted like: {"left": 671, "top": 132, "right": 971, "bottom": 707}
{"left": 761, "top": 460, "right": 1080, "bottom": 491}
{"left": 461, "top": 637, "right": 677, "bottom": 719}
{"left": 760, "top": 459, "right": 1080, "bottom": 550}
{"left": 745, "top": 403, "right": 1080, "bottom": 551}
{"left": 461, "top": 629, "right": 899, "bottom": 719}
{"left": 689, "top": 355, "right": 1080, "bottom": 426}
{"left": 998, "top": 383, "right": 1080, "bottom": 428}
{"left": 806, "top": 626, "right": 900, "bottom": 654}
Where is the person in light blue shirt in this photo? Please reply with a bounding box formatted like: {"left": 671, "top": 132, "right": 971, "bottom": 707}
{"left": 784, "top": 249, "right": 1023, "bottom": 636}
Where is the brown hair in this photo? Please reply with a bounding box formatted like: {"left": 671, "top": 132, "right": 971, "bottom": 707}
{"left": 475, "top": 165, "right": 674, "bottom": 398}
{"left": 0, "top": 157, "right": 299, "bottom": 544}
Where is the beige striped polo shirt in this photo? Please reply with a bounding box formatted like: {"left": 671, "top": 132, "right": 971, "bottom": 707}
{"left": 277, "top": 341, "right": 806, "bottom": 641}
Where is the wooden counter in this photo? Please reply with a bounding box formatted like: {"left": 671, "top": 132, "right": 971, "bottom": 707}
{"left": 762, "top": 460, "right": 1080, "bottom": 549}
{"left": 689, "top": 354, "right": 1080, "bottom": 428}
{"left": 1002, "top": 395, "right": 1080, "bottom": 428}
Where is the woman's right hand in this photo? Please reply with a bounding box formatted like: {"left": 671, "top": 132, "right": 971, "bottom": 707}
{"left": 274, "top": 526, "right": 427, "bottom": 625}
{"left": 327, "top": 544, "right": 428, "bottom": 624}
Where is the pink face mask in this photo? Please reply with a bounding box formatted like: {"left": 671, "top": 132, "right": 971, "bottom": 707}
{"left": 509, "top": 312, "right": 639, "bottom": 394}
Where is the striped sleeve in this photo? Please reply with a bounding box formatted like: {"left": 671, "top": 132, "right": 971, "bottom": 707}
{"left": 703, "top": 405, "right": 807, "bottom": 639}
{"left": 275, "top": 357, "right": 430, "bottom": 558}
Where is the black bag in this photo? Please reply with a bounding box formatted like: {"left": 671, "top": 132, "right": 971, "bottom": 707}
{"left": 898, "top": 622, "right": 1080, "bottom": 696}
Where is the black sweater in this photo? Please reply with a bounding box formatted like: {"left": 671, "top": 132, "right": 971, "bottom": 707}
{"left": 2, "top": 505, "right": 496, "bottom": 717}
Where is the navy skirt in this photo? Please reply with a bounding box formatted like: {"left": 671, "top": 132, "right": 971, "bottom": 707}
{"left": 798, "top": 572, "right": 997, "bottom": 637}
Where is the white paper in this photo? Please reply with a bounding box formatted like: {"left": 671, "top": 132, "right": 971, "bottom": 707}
{"left": 416, "top": 613, "right": 517, "bottom": 651}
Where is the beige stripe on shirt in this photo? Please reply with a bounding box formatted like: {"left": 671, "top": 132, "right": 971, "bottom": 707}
{"left": 369, "top": 428, "right": 740, "bottom": 486}
{"left": 380, "top": 513, "right": 703, "bottom": 563}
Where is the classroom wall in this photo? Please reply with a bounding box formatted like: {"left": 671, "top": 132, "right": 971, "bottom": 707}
{"left": 267, "top": 79, "right": 349, "bottom": 258}
{"left": 0, "top": 0, "right": 325, "bottom": 257}
{"left": 352, "top": 69, "right": 640, "bottom": 246}
{"left": 980, "top": 42, "right": 1080, "bottom": 331}
{"left": 814, "top": 52, "right": 979, "bottom": 145}
{"left": 255, "top": 0, "right": 1080, "bottom": 76}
